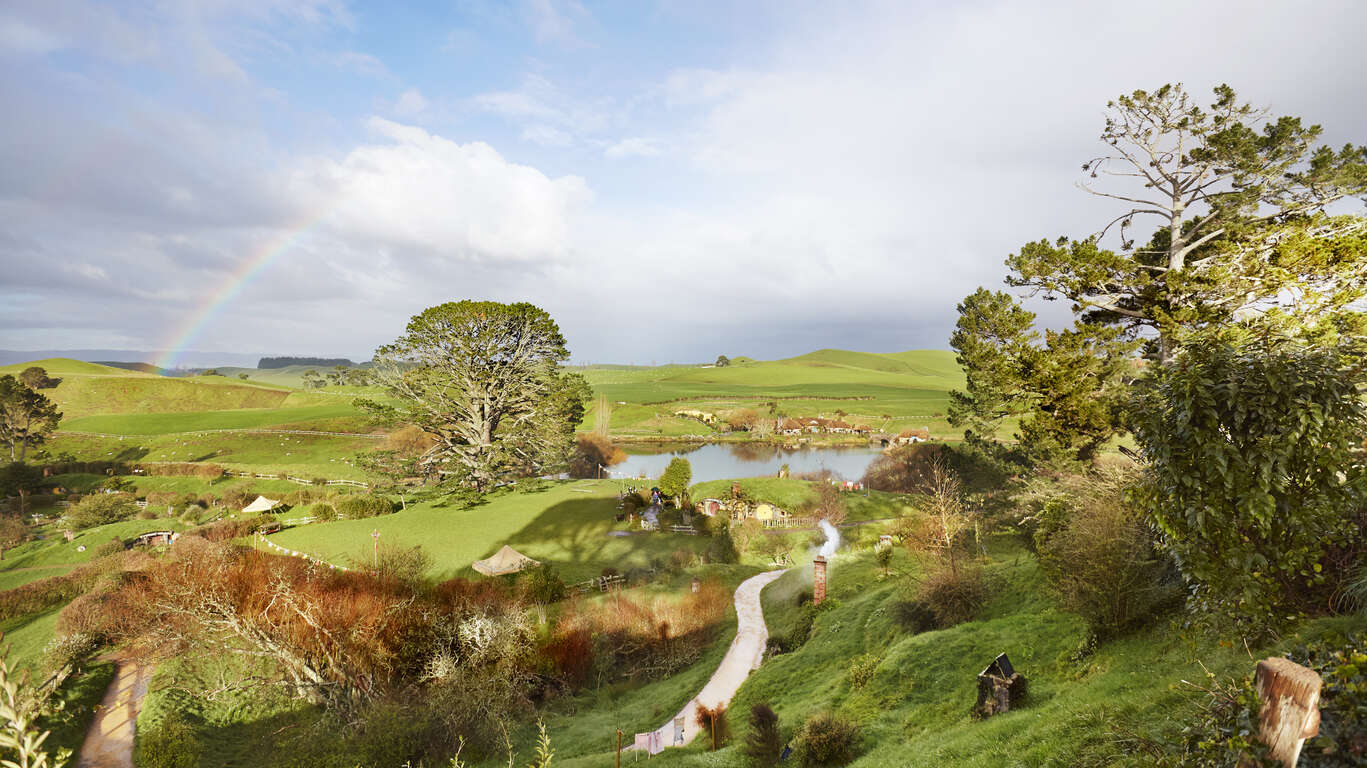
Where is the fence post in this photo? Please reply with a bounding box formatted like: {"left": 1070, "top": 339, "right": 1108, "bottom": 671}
{"left": 1254, "top": 657, "right": 1322, "bottom": 767}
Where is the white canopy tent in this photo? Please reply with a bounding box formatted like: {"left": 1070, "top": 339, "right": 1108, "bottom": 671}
{"left": 242, "top": 496, "right": 282, "bottom": 514}
{"left": 472, "top": 545, "right": 539, "bottom": 576}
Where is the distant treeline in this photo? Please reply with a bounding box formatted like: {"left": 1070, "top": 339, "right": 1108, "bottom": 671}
{"left": 258, "top": 357, "right": 355, "bottom": 369}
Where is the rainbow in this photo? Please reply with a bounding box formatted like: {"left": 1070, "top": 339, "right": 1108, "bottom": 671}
{"left": 155, "top": 216, "right": 326, "bottom": 371}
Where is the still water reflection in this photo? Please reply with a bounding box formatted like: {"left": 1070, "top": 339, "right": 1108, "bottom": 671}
{"left": 607, "top": 442, "right": 883, "bottom": 484}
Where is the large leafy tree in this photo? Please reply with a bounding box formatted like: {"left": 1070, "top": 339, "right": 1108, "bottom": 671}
{"left": 17, "top": 367, "right": 52, "bottom": 390}
{"left": 0, "top": 462, "right": 43, "bottom": 518}
{"left": 948, "top": 290, "right": 1132, "bottom": 464}
{"left": 1133, "top": 328, "right": 1367, "bottom": 636}
{"left": 0, "top": 376, "right": 61, "bottom": 463}
{"left": 947, "top": 289, "right": 1038, "bottom": 442}
{"left": 370, "top": 301, "right": 589, "bottom": 490}
{"left": 1006, "top": 83, "right": 1367, "bottom": 362}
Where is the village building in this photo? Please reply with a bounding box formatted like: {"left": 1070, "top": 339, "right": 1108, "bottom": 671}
{"left": 895, "top": 427, "right": 931, "bottom": 444}
{"left": 133, "top": 530, "right": 176, "bottom": 547}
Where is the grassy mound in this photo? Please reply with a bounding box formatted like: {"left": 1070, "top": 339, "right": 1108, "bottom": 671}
{"left": 46, "top": 375, "right": 293, "bottom": 419}
{"left": 0, "top": 358, "right": 140, "bottom": 377}
{"left": 265, "top": 480, "right": 711, "bottom": 582}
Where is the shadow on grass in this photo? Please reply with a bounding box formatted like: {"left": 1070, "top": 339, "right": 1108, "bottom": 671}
{"left": 499, "top": 497, "right": 708, "bottom": 581}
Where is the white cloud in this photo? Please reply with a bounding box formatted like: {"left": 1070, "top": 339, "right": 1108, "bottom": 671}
{"left": 290, "top": 117, "right": 591, "bottom": 260}
{"left": 393, "top": 87, "right": 428, "bottom": 116}
{"left": 521, "top": 124, "right": 573, "bottom": 147}
{"left": 0, "top": 17, "right": 64, "bottom": 55}
{"left": 332, "top": 50, "right": 388, "bottom": 77}
{"left": 5, "top": 0, "right": 1367, "bottom": 363}
{"left": 604, "top": 137, "right": 662, "bottom": 158}
{"left": 522, "top": 0, "right": 591, "bottom": 48}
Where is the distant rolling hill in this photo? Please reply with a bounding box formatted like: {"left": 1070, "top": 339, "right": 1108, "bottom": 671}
{"left": 2, "top": 358, "right": 298, "bottom": 420}
{"left": 93, "top": 361, "right": 166, "bottom": 375}
{"left": 0, "top": 349, "right": 266, "bottom": 368}
{"left": 575, "top": 349, "right": 963, "bottom": 439}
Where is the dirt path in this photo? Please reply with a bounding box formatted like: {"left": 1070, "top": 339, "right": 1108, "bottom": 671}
{"left": 636, "top": 569, "right": 787, "bottom": 751}
{"left": 77, "top": 657, "right": 152, "bottom": 768}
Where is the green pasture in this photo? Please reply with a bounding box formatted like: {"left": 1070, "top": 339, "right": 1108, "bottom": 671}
{"left": 61, "top": 401, "right": 366, "bottom": 435}
{"left": 49, "top": 473, "right": 311, "bottom": 500}
{"left": 0, "top": 358, "right": 141, "bottom": 377}
{"left": 30, "top": 365, "right": 293, "bottom": 419}
{"left": 45, "top": 432, "right": 378, "bottom": 480}
{"left": 213, "top": 364, "right": 377, "bottom": 390}
{"left": 266, "top": 480, "right": 714, "bottom": 582}
{"left": 0, "top": 565, "right": 76, "bottom": 591}
{"left": 0, "top": 609, "right": 62, "bottom": 672}
{"left": 0, "top": 519, "right": 188, "bottom": 571}
{"left": 577, "top": 349, "right": 963, "bottom": 439}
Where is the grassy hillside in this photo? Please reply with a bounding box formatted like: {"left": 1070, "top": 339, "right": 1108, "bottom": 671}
{"left": 0, "top": 357, "right": 141, "bottom": 377}
{"left": 216, "top": 364, "right": 371, "bottom": 389}
{"left": 62, "top": 401, "right": 366, "bottom": 435}
{"left": 46, "top": 431, "right": 379, "bottom": 480}
{"left": 45, "top": 372, "right": 292, "bottom": 419}
{"left": 265, "top": 480, "right": 712, "bottom": 582}
{"left": 541, "top": 536, "right": 1366, "bottom": 767}
{"left": 576, "top": 349, "right": 962, "bottom": 440}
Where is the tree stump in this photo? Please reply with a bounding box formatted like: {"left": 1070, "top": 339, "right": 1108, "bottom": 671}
{"left": 1254, "top": 657, "right": 1321, "bottom": 767}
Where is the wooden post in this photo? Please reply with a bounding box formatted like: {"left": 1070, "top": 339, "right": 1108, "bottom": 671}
{"left": 1254, "top": 657, "right": 1322, "bottom": 767}
{"left": 616, "top": 729, "right": 622, "bottom": 768}
{"left": 371, "top": 529, "right": 380, "bottom": 568}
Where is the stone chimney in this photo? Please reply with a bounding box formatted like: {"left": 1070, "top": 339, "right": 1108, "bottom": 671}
{"left": 814, "top": 555, "right": 827, "bottom": 606}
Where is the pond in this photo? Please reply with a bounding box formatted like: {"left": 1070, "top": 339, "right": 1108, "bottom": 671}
{"left": 606, "top": 442, "right": 884, "bottom": 484}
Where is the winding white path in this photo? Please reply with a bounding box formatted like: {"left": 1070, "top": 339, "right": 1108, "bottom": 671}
{"left": 640, "top": 568, "right": 787, "bottom": 750}
{"left": 77, "top": 657, "right": 151, "bottom": 768}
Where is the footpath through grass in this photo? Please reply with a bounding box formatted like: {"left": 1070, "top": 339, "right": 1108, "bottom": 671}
{"left": 543, "top": 533, "right": 1367, "bottom": 768}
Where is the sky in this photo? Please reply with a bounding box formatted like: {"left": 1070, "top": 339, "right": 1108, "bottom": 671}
{"left": 2, "top": 0, "right": 1366, "bottom": 366}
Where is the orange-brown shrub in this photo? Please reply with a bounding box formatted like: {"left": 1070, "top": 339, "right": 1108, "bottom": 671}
{"left": 434, "top": 577, "right": 513, "bottom": 612}
{"left": 100, "top": 544, "right": 440, "bottom": 709}
{"left": 548, "top": 580, "right": 729, "bottom": 684}
{"left": 383, "top": 425, "right": 437, "bottom": 457}
{"left": 131, "top": 463, "right": 226, "bottom": 479}
{"left": 567, "top": 434, "right": 627, "bottom": 479}
{"left": 0, "top": 556, "right": 123, "bottom": 622}
{"left": 861, "top": 443, "right": 945, "bottom": 493}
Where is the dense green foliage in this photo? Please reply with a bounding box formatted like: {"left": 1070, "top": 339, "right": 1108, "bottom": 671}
{"left": 1034, "top": 474, "right": 1178, "bottom": 641}
{"left": 796, "top": 710, "right": 861, "bottom": 767}
{"left": 257, "top": 357, "right": 355, "bottom": 369}
{"left": 743, "top": 703, "right": 782, "bottom": 767}
{"left": 135, "top": 712, "right": 203, "bottom": 768}
{"left": 1134, "top": 330, "right": 1367, "bottom": 636}
{"left": 371, "top": 301, "right": 589, "bottom": 490}
{"left": 0, "top": 375, "right": 62, "bottom": 463}
{"left": 659, "top": 457, "right": 692, "bottom": 499}
{"left": 66, "top": 494, "right": 138, "bottom": 530}
{"left": 947, "top": 292, "right": 1132, "bottom": 465}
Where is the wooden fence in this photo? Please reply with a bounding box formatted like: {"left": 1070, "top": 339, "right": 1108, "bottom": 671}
{"left": 572, "top": 574, "right": 627, "bottom": 594}
{"left": 229, "top": 471, "right": 369, "bottom": 489}
{"left": 60, "top": 429, "right": 384, "bottom": 439}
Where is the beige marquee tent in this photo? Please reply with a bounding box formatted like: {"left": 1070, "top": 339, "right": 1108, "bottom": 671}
{"left": 472, "top": 545, "right": 539, "bottom": 576}
{"left": 242, "top": 496, "right": 282, "bottom": 514}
